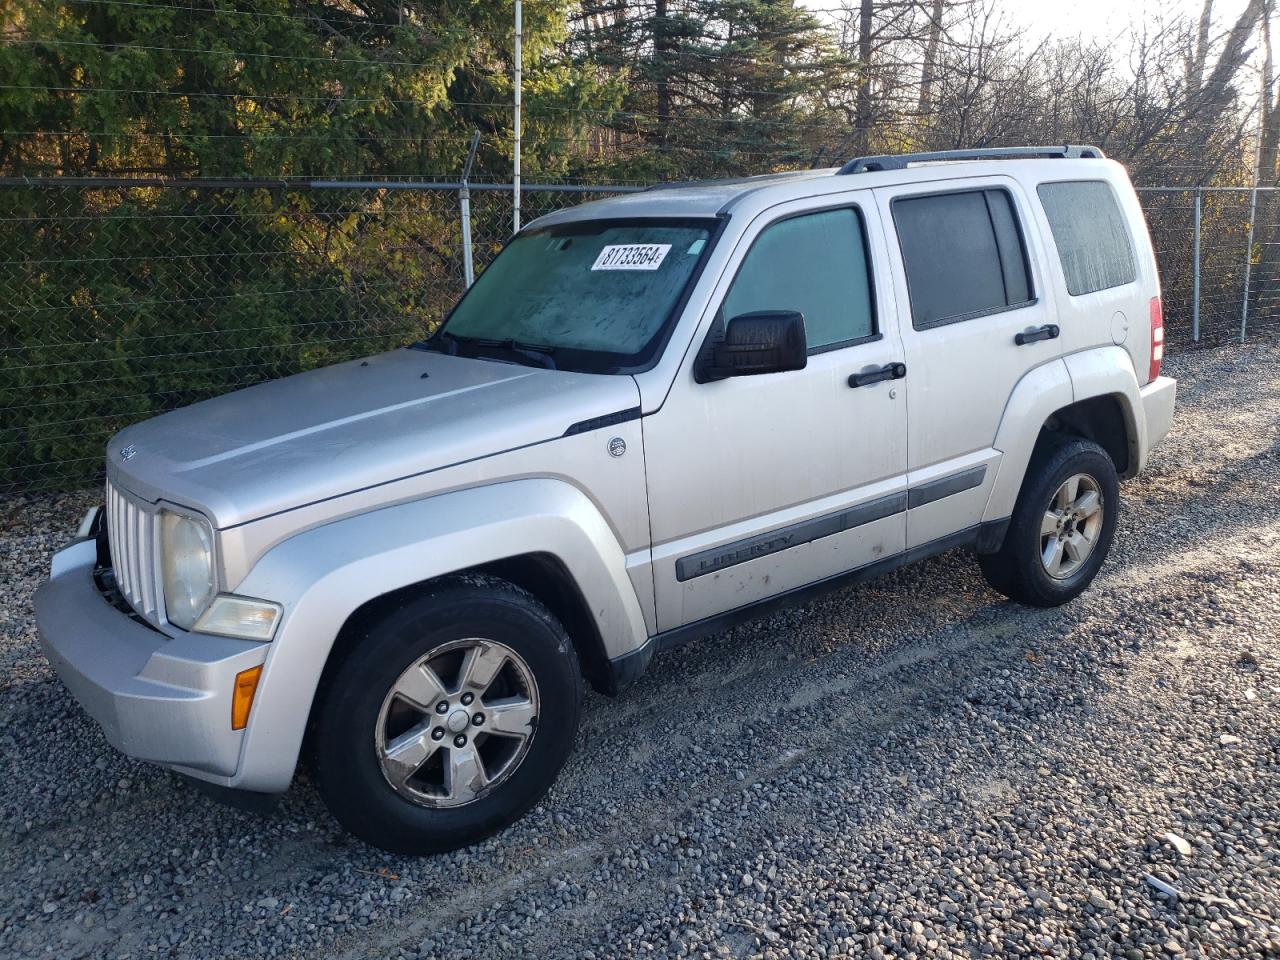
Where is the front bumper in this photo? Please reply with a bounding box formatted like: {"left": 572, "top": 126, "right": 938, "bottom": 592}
{"left": 36, "top": 538, "right": 267, "bottom": 783}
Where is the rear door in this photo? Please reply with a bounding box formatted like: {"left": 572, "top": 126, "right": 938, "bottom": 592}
{"left": 874, "top": 176, "right": 1062, "bottom": 548}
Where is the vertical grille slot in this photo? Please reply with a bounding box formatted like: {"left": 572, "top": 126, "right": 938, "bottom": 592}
{"left": 105, "top": 480, "right": 163, "bottom": 625}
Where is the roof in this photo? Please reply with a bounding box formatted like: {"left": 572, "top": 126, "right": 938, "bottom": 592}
{"left": 526, "top": 146, "right": 1117, "bottom": 231}
{"left": 528, "top": 169, "right": 835, "bottom": 228}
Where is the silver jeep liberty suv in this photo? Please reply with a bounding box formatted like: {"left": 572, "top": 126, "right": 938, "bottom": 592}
{"left": 37, "top": 146, "right": 1177, "bottom": 854}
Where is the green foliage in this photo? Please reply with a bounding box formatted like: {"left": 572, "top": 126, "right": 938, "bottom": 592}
{"left": 0, "top": 183, "right": 468, "bottom": 490}
{"left": 0, "top": 0, "right": 621, "bottom": 491}
{"left": 564, "top": 0, "right": 851, "bottom": 180}
{"left": 1, "top": 0, "right": 627, "bottom": 179}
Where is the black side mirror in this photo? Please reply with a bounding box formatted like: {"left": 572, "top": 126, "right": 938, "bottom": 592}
{"left": 696, "top": 311, "right": 807, "bottom": 382}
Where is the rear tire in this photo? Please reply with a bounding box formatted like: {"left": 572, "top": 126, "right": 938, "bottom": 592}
{"left": 979, "top": 437, "right": 1119, "bottom": 607}
{"left": 312, "top": 575, "right": 582, "bottom": 855}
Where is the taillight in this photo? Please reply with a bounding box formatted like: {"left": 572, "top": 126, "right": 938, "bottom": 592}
{"left": 1149, "top": 296, "right": 1163, "bottom": 383}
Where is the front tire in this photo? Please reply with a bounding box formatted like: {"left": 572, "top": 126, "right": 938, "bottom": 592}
{"left": 312, "top": 576, "right": 582, "bottom": 855}
{"left": 979, "top": 437, "right": 1119, "bottom": 607}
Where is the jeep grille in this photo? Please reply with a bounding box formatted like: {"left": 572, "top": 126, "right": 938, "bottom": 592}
{"left": 105, "top": 480, "right": 163, "bottom": 626}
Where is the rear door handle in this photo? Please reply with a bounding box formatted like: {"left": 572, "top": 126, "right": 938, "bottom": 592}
{"left": 848, "top": 362, "right": 906, "bottom": 388}
{"left": 1015, "top": 324, "right": 1060, "bottom": 346}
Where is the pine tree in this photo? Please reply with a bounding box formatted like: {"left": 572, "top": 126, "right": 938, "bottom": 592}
{"left": 566, "top": 0, "right": 851, "bottom": 180}
{"left": 0, "top": 0, "right": 619, "bottom": 179}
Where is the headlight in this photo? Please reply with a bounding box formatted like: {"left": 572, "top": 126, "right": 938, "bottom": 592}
{"left": 160, "top": 510, "right": 215, "bottom": 630}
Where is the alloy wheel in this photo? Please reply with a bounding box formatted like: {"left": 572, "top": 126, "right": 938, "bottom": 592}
{"left": 375, "top": 638, "right": 540, "bottom": 808}
{"left": 1039, "top": 472, "right": 1105, "bottom": 580}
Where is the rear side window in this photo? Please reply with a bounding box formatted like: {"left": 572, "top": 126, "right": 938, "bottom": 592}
{"left": 722, "top": 207, "right": 875, "bottom": 351}
{"left": 892, "top": 189, "right": 1033, "bottom": 329}
{"left": 1037, "top": 180, "right": 1136, "bottom": 296}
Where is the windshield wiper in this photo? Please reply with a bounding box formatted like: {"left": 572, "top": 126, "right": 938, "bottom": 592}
{"left": 413, "top": 330, "right": 559, "bottom": 370}
{"left": 459, "top": 336, "right": 559, "bottom": 370}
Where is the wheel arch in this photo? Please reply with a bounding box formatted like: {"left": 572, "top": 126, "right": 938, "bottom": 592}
{"left": 986, "top": 350, "right": 1145, "bottom": 527}
{"left": 476, "top": 554, "right": 614, "bottom": 694}
{"left": 316, "top": 552, "right": 615, "bottom": 700}
{"left": 1061, "top": 346, "right": 1147, "bottom": 479}
{"left": 227, "top": 479, "right": 649, "bottom": 794}
{"left": 1037, "top": 393, "right": 1134, "bottom": 477}
{"left": 302, "top": 552, "right": 614, "bottom": 778}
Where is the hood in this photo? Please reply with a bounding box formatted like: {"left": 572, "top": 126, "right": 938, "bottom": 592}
{"left": 106, "top": 348, "right": 640, "bottom": 528}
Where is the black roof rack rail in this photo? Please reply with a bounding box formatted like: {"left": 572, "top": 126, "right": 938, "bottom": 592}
{"left": 837, "top": 144, "right": 1105, "bottom": 175}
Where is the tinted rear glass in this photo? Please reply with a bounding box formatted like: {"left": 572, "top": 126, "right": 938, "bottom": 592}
{"left": 1037, "top": 180, "right": 1137, "bottom": 296}
{"left": 892, "top": 189, "right": 1033, "bottom": 329}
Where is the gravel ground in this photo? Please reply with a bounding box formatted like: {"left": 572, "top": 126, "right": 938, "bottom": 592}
{"left": 2, "top": 338, "right": 1279, "bottom": 960}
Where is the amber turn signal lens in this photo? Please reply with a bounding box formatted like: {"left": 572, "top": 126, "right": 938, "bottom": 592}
{"left": 231, "top": 665, "right": 263, "bottom": 730}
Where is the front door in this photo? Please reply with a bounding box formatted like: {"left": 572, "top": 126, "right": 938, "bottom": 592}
{"left": 642, "top": 195, "right": 910, "bottom": 631}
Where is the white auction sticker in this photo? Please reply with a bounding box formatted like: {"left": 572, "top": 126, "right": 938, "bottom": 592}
{"left": 591, "top": 243, "right": 672, "bottom": 271}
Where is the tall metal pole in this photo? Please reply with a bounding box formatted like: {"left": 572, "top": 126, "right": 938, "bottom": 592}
{"left": 1242, "top": 186, "right": 1258, "bottom": 341}
{"left": 1191, "top": 189, "right": 1201, "bottom": 342}
{"left": 459, "top": 130, "right": 481, "bottom": 289}
{"left": 512, "top": 0, "right": 522, "bottom": 235}
{"left": 1242, "top": 95, "right": 1265, "bottom": 342}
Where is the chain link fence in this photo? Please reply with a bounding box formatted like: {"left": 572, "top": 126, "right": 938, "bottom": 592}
{"left": 1, "top": 179, "right": 1275, "bottom": 496}
{"left": 1135, "top": 187, "right": 1279, "bottom": 346}
{"left": 0, "top": 179, "right": 637, "bottom": 495}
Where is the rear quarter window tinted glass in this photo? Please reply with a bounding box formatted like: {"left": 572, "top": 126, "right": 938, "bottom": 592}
{"left": 1036, "top": 180, "right": 1137, "bottom": 296}
{"left": 892, "top": 188, "right": 1033, "bottom": 329}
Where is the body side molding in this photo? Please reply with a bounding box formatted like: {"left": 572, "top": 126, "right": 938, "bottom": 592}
{"left": 673, "top": 463, "right": 991, "bottom": 584}
{"left": 674, "top": 491, "right": 907, "bottom": 582}
{"left": 906, "top": 465, "right": 987, "bottom": 509}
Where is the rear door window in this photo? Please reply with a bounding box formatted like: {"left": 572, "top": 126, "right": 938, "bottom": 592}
{"left": 1036, "top": 180, "right": 1137, "bottom": 296}
{"left": 892, "top": 188, "right": 1034, "bottom": 329}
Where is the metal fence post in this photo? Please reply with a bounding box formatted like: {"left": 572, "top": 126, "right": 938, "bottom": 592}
{"left": 459, "top": 186, "right": 474, "bottom": 290}
{"left": 1241, "top": 185, "right": 1258, "bottom": 342}
{"left": 512, "top": 0, "right": 522, "bottom": 235}
{"left": 459, "top": 131, "right": 480, "bottom": 289}
{"left": 1191, "top": 189, "right": 1202, "bottom": 342}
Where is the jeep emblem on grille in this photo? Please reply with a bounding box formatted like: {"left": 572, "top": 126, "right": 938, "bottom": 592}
{"left": 119, "top": 444, "right": 137, "bottom": 462}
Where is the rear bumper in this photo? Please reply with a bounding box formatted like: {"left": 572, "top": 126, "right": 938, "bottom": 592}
{"left": 36, "top": 539, "right": 267, "bottom": 783}
{"left": 1140, "top": 375, "right": 1177, "bottom": 453}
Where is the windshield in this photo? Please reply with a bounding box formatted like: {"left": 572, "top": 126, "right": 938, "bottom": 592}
{"left": 434, "top": 218, "right": 715, "bottom": 373}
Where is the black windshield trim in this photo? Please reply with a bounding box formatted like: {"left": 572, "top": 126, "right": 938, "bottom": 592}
{"left": 431, "top": 215, "right": 728, "bottom": 375}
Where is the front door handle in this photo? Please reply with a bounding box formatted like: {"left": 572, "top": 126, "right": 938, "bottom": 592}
{"left": 848, "top": 362, "right": 906, "bottom": 388}
{"left": 1015, "top": 324, "right": 1060, "bottom": 346}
